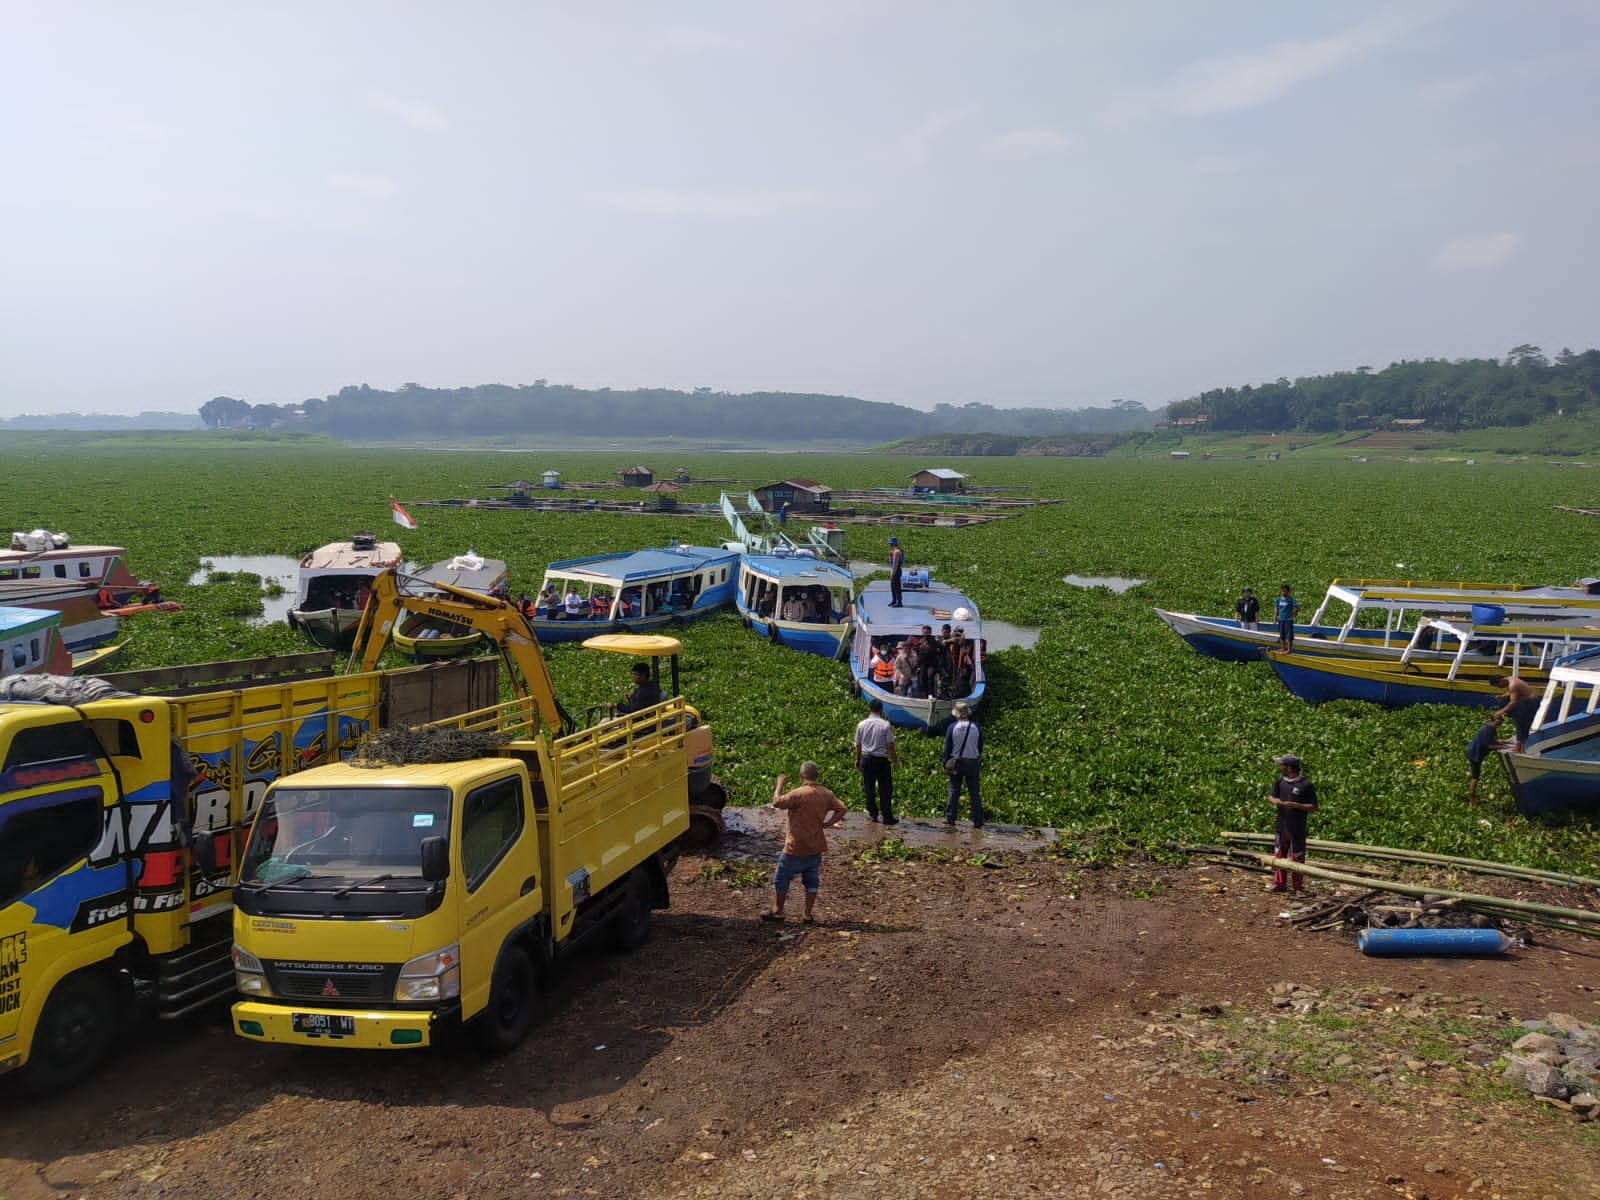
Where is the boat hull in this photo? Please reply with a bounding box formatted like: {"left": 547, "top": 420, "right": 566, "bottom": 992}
{"left": 1155, "top": 609, "right": 1432, "bottom": 664}
{"left": 1266, "top": 651, "right": 1516, "bottom": 709}
{"left": 289, "top": 606, "right": 367, "bottom": 650}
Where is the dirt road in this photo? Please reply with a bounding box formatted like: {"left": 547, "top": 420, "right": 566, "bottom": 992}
{"left": 3, "top": 813, "right": 1596, "bottom": 1199}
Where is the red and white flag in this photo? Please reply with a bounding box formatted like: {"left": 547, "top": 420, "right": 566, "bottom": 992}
{"left": 391, "top": 500, "right": 418, "bottom": 530}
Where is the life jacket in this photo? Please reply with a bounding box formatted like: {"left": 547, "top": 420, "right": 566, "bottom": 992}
{"left": 591, "top": 596, "right": 610, "bottom": 617}
{"left": 871, "top": 651, "right": 894, "bottom": 682}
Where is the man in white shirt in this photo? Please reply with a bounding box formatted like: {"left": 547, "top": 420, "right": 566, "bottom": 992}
{"left": 853, "top": 698, "right": 900, "bottom": 825}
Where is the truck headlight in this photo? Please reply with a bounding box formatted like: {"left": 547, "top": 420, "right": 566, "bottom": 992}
{"left": 232, "top": 943, "right": 272, "bottom": 997}
{"left": 396, "top": 942, "right": 460, "bottom": 1002}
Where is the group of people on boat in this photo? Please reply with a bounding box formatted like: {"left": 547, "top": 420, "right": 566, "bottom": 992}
{"left": 752, "top": 582, "right": 839, "bottom": 624}
{"left": 519, "top": 576, "right": 705, "bottom": 623}
{"left": 869, "top": 623, "right": 976, "bottom": 699}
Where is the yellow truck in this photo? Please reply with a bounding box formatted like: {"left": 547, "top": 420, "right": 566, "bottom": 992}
{"left": 0, "top": 655, "right": 496, "bottom": 1092}
{"left": 221, "top": 571, "right": 722, "bottom": 1053}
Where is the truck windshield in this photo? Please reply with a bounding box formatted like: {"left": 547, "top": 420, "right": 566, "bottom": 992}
{"left": 239, "top": 785, "right": 451, "bottom": 885}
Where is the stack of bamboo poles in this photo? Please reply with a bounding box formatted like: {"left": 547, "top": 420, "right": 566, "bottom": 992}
{"left": 1194, "top": 834, "right": 1600, "bottom": 939}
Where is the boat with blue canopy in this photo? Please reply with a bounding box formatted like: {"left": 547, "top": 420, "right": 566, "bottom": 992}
{"left": 734, "top": 552, "right": 854, "bottom": 658}
{"left": 1498, "top": 648, "right": 1600, "bottom": 816}
{"left": 848, "top": 573, "right": 983, "bottom": 730}
{"left": 528, "top": 543, "right": 738, "bottom": 643}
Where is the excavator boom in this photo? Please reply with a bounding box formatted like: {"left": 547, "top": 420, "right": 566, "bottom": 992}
{"left": 349, "top": 569, "right": 571, "bottom": 733}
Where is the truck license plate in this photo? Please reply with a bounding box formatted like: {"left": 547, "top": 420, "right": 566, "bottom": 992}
{"left": 292, "top": 1012, "right": 355, "bottom": 1038}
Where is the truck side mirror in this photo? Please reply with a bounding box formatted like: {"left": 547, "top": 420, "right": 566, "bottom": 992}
{"left": 192, "top": 831, "right": 219, "bottom": 874}
{"left": 419, "top": 835, "right": 449, "bottom": 882}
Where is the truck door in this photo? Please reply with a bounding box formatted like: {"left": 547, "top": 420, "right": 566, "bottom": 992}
{"left": 0, "top": 717, "right": 124, "bottom": 1071}
{"left": 455, "top": 772, "right": 542, "bottom": 1021}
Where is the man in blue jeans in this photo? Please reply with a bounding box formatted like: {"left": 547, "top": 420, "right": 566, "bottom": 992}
{"left": 764, "top": 761, "right": 846, "bottom": 924}
{"left": 942, "top": 701, "right": 984, "bottom": 829}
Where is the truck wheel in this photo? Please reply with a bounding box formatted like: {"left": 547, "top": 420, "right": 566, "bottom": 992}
{"left": 609, "top": 869, "right": 653, "bottom": 952}
{"left": 473, "top": 946, "right": 540, "bottom": 1055}
{"left": 22, "top": 971, "right": 119, "bottom": 1096}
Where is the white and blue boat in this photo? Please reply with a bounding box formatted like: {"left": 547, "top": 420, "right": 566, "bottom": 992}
{"left": 529, "top": 543, "right": 738, "bottom": 643}
{"left": 1499, "top": 649, "right": 1600, "bottom": 816}
{"left": 848, "top": 575, "right": 984, "bottom": 730}
{"left": 1266, "top": 616, "right": 1600, "bottom": 709}
{"left": 1157, "top": 577, "right": 1600, "bottom": 665}
{"left": 734, "top": 552, "right": 855, "bottom": 658}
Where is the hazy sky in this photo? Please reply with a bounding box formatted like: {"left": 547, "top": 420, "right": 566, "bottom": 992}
{"left": 3, "top": 1, "right": 1597, "bottom": 419}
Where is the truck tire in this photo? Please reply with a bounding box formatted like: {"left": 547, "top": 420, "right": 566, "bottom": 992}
{"left": 608, "top": 869, "right": 653, "bottom": 952}
{"left": 473, "top": 946, "right": 540, "bottom": 1055}
{"left": 22, "top": 970, "right": 119, "bottom": 1096}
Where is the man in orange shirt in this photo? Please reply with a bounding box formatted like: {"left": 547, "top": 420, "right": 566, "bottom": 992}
{"left": 763, "top": 761, "right": 847, "bottom": 925}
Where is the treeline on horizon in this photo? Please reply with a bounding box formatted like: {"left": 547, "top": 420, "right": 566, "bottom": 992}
{"left": 1165, "top": 344, "right": 1600, "bottom": 433}
{"left": 5, "top": 344, "right": 1596, "bottom": 439}
{"left": 195, "top": 385, "right": 1154, "bottom": 440}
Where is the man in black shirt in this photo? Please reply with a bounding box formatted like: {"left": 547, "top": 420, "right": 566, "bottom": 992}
{"left": 615, "top": 662, "right": 663, "bottom": 715}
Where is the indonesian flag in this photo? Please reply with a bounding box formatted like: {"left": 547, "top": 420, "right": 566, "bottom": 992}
{"left": 391, "top": 500, "right": 418, "bottom": 530}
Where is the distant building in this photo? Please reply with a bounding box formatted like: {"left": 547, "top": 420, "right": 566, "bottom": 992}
{"left": 910, "top": 468, "right": 969, "bottom": 493}
{"left": 620, "top": 465, "right": 654, "bottom": 487}
{"left": 542, "top": 469, "right": 561, "bottom": 489}
{"left": 1170, "top": 450, "right": 1191, "bottom": 460}
{"left": 754, "top": 478, "right": 832, "bottom": 514}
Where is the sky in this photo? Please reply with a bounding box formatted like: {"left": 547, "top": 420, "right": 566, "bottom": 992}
{"left": 3, "top": 1, "right": 1598, "bottom": 419}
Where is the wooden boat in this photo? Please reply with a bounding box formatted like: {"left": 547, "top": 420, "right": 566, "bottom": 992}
{"left": 528, "top": 543, "right": 738, "bottom": 643}
{"left": 1157, "top": 577, "right": 1600, "bottom": 664}
{"left": 848, "top": 575, "right": 983, "bottom": 730}
{"left": 288, "top": 532, "right": 404, "bottom": 648}
{"left": 1265, "top": 617, "right": 1600, "bottom": 709}
{"left": 0, "top": 528, "right": 169, "bottom": 650}
{"left": 734, "top": 552, "right": 855, "bottom": 658}
{"left": 391, "top": 552, "right": 509, "bottom": 662}
{"left": 1498, "top": 649, "right": 1600, "bottom": 816}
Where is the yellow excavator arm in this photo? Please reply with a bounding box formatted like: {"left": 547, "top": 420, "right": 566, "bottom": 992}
{"left": 349, "top": 568, "right": 572, "bottom": 733}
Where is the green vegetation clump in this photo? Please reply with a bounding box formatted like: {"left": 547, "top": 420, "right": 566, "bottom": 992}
{"left": 10, "top": 441, "right": 1597, "bottom": 874}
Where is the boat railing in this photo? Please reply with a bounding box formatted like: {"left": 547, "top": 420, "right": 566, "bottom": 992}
{"left": 1402, "top": 618, "right": 1600, "bottom": 681}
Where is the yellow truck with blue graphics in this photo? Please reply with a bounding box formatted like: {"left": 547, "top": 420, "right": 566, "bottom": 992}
{"left": 221, "top": 570, "right": 723, "bottom": 1053}
{"left": 0, "top": 656, "right": 497, "bottom": 1092}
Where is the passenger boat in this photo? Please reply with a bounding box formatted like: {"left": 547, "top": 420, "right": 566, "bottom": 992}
{"left": 1498, "top": 649, "right": 1600, "bottom": 816}
{"left": 0, "top": 528, "right": 167, "bottom": 650}
{"left": 288, "top": 532, "right": 404, "bottom": 648}
{"left": 1265, "top": 617, "right": 1600, "bottom": 709}
{"left": 528, "top": 543, "right": 738, "bottom": 643}
{"left": 734, "top": 552, "right": 855, "bottom": 658}
{"left": 1156, "top": 576, "right": 1600, "bottom": 664}
{"left": 391, "top": 551, "right": 509, "bottom": 662}
{"left": 0, "top": 605, "right": 74, "bottom": 677}
{"left": 848, "top": 575, "right": 983, "bottom": 730}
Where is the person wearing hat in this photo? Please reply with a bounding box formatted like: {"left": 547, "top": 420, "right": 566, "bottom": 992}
{"left": 887, "top": 536, "right": 905, "bottom": 607}
{"left": 942, "top": 701, "right": 984, "bottom": 829}
{"left": 1234, "top": 585, "right": 1260, "bottom": 631}
{"left": 1267, "top": 753, "right": 1317, "bottom": 893}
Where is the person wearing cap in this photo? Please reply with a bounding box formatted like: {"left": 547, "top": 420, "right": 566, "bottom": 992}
{"left": 887, "top": 536, "right": 905, "bottom": 607}
{"left": 854, "top": 697, "right": 899, "bottom": 825}
{"left": 942, "top": 701, "right": 984, "bottom": 829}
{"left": 1267, "top": 753, "right": 1317, "bottom": 893}
{"left": 1234, "top": 586, "right": 1260, "bottom": 631}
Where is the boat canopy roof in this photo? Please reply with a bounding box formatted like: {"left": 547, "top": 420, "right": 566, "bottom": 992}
{"left": 543, "top": 545, "right": 736, "bottom": 585}
{"left": 0, "top": 605, "right": 61, "bottom": 633}
{"left": 301, "top": 539, "right": 403, "bottom": 572}
{"left": 414, "top": 553, "right": 508, "bottom": 593}
{"left": 740, "top": 555, "right": 853, "bottom": 584}
{"left": 856, "top": 579, "right": 978, "bottom": 634}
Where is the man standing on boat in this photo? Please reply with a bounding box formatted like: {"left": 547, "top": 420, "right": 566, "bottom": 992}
{"left": 1274, "top": 584, "right": 1300, "bottom": 652}
{"left": 1235, "top": 586, "right": 1260, "bottom": 631}
{"left": 854, "top": 698, "right": 899, "bottom": 825}
{"left": 887, "top": 536, "right": 904, "bottom": 607}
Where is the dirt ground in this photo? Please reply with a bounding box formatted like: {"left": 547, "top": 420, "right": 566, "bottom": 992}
{"left": 3, "top": 810, "right": 1598, "bottom": 1200}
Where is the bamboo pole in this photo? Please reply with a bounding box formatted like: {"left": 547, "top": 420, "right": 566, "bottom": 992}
{"left": 1220, "top": 832, "right": 1600, "bottom": 889}
{"left": 1245, "top": 852, "right": 1600, "bottom": 928}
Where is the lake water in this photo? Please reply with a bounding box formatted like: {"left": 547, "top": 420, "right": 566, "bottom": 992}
{"left": 1063, "top": 574, "right": 1144, "bottom": 593}
{"left": 188, "top": 554, "right": 303, "bottom": 625}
